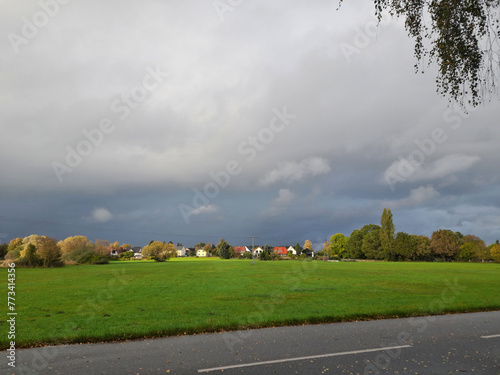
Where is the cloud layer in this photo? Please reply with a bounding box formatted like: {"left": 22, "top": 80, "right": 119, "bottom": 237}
{"left": 1, "top": 1, "right": 499, "bottom": 246}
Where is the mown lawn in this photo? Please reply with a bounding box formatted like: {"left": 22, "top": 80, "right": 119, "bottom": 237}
{"left": 1, "top": 259, "right": 499, "bottom": 348}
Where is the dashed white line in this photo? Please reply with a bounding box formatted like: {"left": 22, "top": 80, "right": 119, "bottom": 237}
{"left": 480, "top": 334, "right": 500, "bottom": 339}
{"left": 197, "top": 345, "right": 412, "bottom": 373}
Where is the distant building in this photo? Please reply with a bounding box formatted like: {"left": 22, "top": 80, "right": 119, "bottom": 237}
{"left": 234, "top": 246, "right": 251, "bottom": 257}
{"left": 176, "top": 246, "right": 188, "bottom": 257}
{"left": 273, "top": 247, "right": 288, "bottom": 256}
{"left": 253, "top": 247, "right": 263, "bottom": 256}
{"left": 196, "top": 248, "right": 208, "bottom": 257}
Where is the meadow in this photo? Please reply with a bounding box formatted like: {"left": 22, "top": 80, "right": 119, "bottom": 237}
{"left": 1, "top": 258, "right": 499, "bottom": 349}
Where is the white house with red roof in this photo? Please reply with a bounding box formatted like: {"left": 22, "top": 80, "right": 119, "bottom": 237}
{"left": 273, "top": 246, "right": 288, "bottom": 256}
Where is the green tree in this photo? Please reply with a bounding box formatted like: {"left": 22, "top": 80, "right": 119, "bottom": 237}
{"left": 345, "top": 230, "right": 364, "bottom": 259}
{"left": 0, "top": 243, "right": 7, "bottom": 259}
{"left": 346, "top": 224, "right": 380, "bottom": 259}
{"left": 458, "top": 242, "right": 476, "bottom": 261}
{"left": 430, "top": 229, "right": 460, "bottom": 261}
{"left": 23, "top": 244, "right": 40, "bottom": 267}
{"left": 330, "top": 233, "right": 348, "bottom": 258}
{"left": 294, "top": 242, "right": 302, "bottom": 255}
{"left": 415, "top": 235, "right": 432, "bottom": 261}
{"left": 345, "top": 0, "right": 500, "bottom": 108}
{"left": 380, "top": 208, "right": 395, "bottom": 260}
{"left": 362, "top": 227, "right": 383, "bottom": 259}
{"left": 263, "top": 243, "right": 273, "bottom": 254}
{"left": 393, "top": 232, "right": 417, "bottom": 261}
{"left": 120, "top": 251, "right": 134, "bottom": 259}
{"left": 461, "top": 234, "right": 489, "bottom": 261}
{"left": 217, "top": 239, "right": 231, "bottom": 259}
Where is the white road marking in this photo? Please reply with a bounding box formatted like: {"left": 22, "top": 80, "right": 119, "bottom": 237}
{"left": 197, "top": 345, "right": 412, "bottom": 373}
{"left": 480, "top": 334, "right": 500, "bottom": 339}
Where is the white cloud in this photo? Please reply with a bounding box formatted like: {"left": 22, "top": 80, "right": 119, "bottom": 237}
{"left": 384, "top": 154, "right": 481, "bottom": 186}
{"left": 91, "top": 208, "right": 113, "bottom": 223}
{"left": 260, "top": 189, "right": 295, "bottom": 217}
{"left": 415, "top": 154, "right": 481, "bottom": 181}
{"left": 190, "top": 204, "right": 219, "bottom": 216}
{"left": 260, "top": 157, "right": 331, "bottom": 186}
{"left": 385, "top": 185, "right": 440, "bottom": 209}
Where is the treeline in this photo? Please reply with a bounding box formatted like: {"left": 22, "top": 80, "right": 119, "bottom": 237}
{"left": 325, "top": 209, "right": 500, "bottom": 262}
{"left": 1, "top": 235, "right": 114, "bottom": 267}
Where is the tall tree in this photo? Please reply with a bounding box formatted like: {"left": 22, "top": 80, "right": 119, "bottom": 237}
{"left": 343, "top": 0, "right": 500, "bottom": 108}
{"left": 380, "top": 208, "right": 395, "bottom": 260}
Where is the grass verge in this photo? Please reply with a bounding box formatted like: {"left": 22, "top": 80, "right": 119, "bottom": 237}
{"left": 1, "top": 259, "right": 499, "bottom": 349}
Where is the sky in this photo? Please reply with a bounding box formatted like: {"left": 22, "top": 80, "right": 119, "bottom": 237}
{"left": 1, "top": 0, "right": 500, "bottom": 249}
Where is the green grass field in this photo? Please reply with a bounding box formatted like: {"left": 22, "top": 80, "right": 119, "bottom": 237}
{"left": 1, "top": 258, "right": 499, "bottom": 349}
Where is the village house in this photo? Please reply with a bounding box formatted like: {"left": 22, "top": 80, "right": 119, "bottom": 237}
{"left": 253, "top": 247, "right": 263, "bottom": 256}
{"left": 196, "top": 248, "right": 208, "bottom": 257}
{"left": 176, "top": 245, "right": 188, "bottom": 257}
{"left": 273, "top": 246, "right": 288, "bottom": 256}
{"left": 234, "top": 246, "right": 251, "bottom": 257}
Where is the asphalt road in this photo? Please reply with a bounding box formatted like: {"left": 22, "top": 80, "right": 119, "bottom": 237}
{"left": 2, "top": 311, "right": 499, "bottom": 375}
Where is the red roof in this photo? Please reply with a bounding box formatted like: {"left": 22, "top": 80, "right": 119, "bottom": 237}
{"left": 273, "top": 247, "right": 288, "bottom": 255}
{"left": 234, "top": 246, "right": 247, "bottom": 254}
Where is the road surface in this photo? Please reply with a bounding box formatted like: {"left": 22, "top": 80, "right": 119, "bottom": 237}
{"left": 2, "top": 311, "right": 499, "bottom": 374}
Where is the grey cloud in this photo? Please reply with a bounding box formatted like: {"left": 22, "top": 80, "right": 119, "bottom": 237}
{"left": 1, "top": 0, "right": 499, "bottom": 246}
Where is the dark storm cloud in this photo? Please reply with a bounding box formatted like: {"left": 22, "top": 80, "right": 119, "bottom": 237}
{"left": 1, "top": 0, "right": 499, "bottom": 247}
